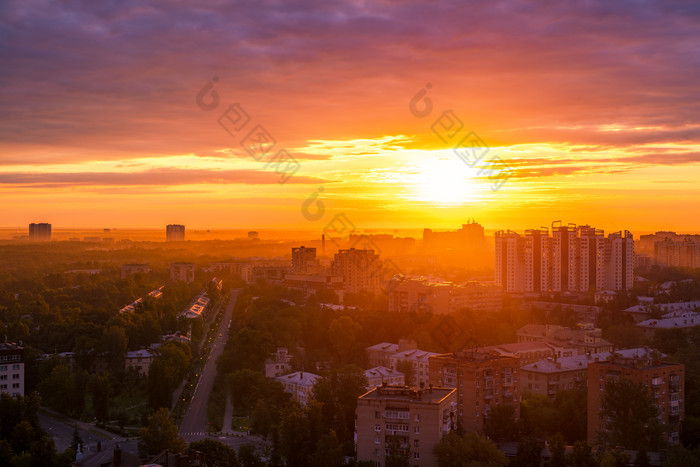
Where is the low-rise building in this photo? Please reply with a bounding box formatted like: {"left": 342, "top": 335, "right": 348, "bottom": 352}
{"left": 365, "top": 367, "right": 405, "bottom": 389}
{"left": 125, "top": 349, "right": 156, "bottom": 376}
{"left": 275, "top": 371, "right": 320, "bottom": 406}
{"left": 120, "top": 263, "right": 150, "bottom": 279}
{"left": 356, "top": 385, "right": 457, "bottom": 467}
{"left": 170, "top": 262, "right": 195, "bottom": 283}
{"left": 0, "top": 342, "right": 24, "bottom": 397}
{"left": 517, "top": 323, "right": 613, "bottom": 356}
{"left": 265, "top": 348, "right": 293, "bottom": 378}
{"left": 636, "top": 313, "right": 700, "bottom": 338}
{"left": 478, "top": 342, "right": 555, "bottom": 365}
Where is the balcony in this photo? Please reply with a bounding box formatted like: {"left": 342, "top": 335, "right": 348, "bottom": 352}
{"left": 483, "top": 389, "right": 494, "bottom": 399}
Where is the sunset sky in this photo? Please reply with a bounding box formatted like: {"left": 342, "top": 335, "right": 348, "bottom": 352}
{"left": 2, "top": 0, "right": 700, "bottom": 233}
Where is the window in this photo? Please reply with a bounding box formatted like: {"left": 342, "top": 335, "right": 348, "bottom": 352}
{"left": 12, "top": 383, "right": 19, "bottom": 389}
{"left": 0, "top": 375, "right": 6, "bottom": 380}
{"left": 414, "top": 414, "right": 420, "bottom": 422}
{"left": 413, "top": 452, "right": 420, "bottom": 459}
{"left": 375, "top": 411, "right": 381, "bottom": 419}
{"left": 414, "top": 439, "right": 420, "bottom": 447}
{"left": 375, "top": 424, "right": 381, "bottom": 432}
{"left": 0, "top": 366, "right": 6, "bottom": 371}
{"left": 12, "top": 374, "right": 19, "bottom": 380}
{"left": 0, "top": 384, "right": 6, "bottom": 390}
{"left": 414, "top": 426, "right": 420, "bottom": 434}
{"left": 375, "top": 436, "right": 380, "bottom": 444}
{"left": 12, "top": 365, "right": 19, "bottom": 370}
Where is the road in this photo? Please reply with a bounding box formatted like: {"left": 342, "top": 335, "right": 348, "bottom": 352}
{"left": 39, "top": 409, "right": 139, "bottom": 457}
{"left": 179, "top": 289, "right": 238, "bottom": 442}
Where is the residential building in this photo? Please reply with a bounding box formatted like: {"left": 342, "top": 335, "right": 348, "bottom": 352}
{"left": 265, "top": 348, "right": 293, "bottom": 378}
{"left": 275, "top": 371, "right": 320, "bottom": 406}
{"left": 625, "top": 300, "right": 700, "bottom": 323}
{"left": 522, "top": 348, "right": 662, "bottom": 399}
{"left": 356, "top": 385, "right": 457, "bottom": 467}
{"left": 423, "top": 220, "right": 485, "bottom": 251}
{"left": 28, "top": 222, "right": 51, "bottom": 241}
{"left": 166, "top": 224, "right": 185, "bottom": 241}
{"left": 636, "top": 313, "right": 700, "bottom": 339}
{"left": 495, "top": 222, "right": 634, "bottom": 293}
{"left": 120, "top": 263, "right": 150, "bottom": 279}
{"left": 429, "top": 351, "right": 520, "bottom": 433}
{"left": 331, "top": 248, "right": 381, "bottom": 294}
{"left": 390, "top": 348, "right": 439, "bottom": 388}
{"left": 291, "top": 246, "right": 320, "bottom": 274}
{"left": 478, "top": 342, "right": 555, "bottom": 365}
{"left": 365, "top": 367, "right": 405, "bottom": 390}
{"left": 125, "top": 349, "right": 155, "bottom": 376}
{"left": 170, "top": 262, "right": 195, "bottom": 283}
{"left": 517, "top": 323, "right": 613, "bottom": 356}
{"left": 587, "top": 356, "right": 684, "bottom": 446}
{"left": 0, "top": 342, "right": 24, "bottom": 397}
{"left": 388, "top": 277, "right": 503, "bottom": 314}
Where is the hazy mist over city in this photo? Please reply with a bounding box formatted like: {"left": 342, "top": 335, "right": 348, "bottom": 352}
{"left": 2, "top": 1, "right": 700, "bottom": 466}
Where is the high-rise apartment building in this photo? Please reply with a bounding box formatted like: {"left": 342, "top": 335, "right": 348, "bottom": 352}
{"left": 291, "top": 246, "right": 320, "bottom": 274}
{"left": 429, "top": 351, "right": 520, "bottom": 433}
{"left": 0, "top": 343, "right": 24, "bottom": 397}
{"left": 355, "top": 385, "right": 457, "bottom": 467}
{"left": 587, "top": 356, "right": 684, "bottom": 446}
{"left": 495, "top": 231, "right": 525, "bottom": 293}
{"left": 166, "top": 224, "right": 185, "bottom": 242}
{"left": 28, "top": 223, "right": 51, "bottom": 241}
{"left": 330, "top": 248, "right": 381, "bottom": 294}
{"left": 495, "top": 222, "right": 633, "bottom": 293}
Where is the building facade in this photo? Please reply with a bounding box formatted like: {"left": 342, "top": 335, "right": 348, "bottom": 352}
{"left": 387, "top": 278, "right": 503, "bottom": 314}
{"left": 429, "top": 351, "right": 520, "bottom": 433}
{"left": 170, "top": 262, "right": 195, "bottom": 283}
{"left": 356, "top": 386, "right": 457, "bottom": 467}
{"left": 495, "top": 222, "right": 634, "bottom": 293}
{"left": 28, "top": 223, "right": 51, "bottom": 241}
{"left": 166, "top": 224, "right": 185, "bottom": 242}
{"left": 587, "top": 357, "right": 684, "bottom": 446}
{"left": 275, "top": 371, "right": 320, "bottom": 406}
{"left": 0, "top": 343, "right": 24, "bottom": 397}
{"left": 331, "top": 248, "right": 381, "bottom": 294}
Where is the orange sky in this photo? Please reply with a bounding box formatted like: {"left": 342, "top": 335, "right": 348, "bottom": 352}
{"left": 2, "top": 0, "right": 700, "bottom": 234}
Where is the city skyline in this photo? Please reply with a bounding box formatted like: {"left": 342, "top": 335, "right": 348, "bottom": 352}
{"left": 2, "top": 1, "right": 700, "bottom": 231}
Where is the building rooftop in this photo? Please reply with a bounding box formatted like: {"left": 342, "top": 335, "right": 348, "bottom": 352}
{"left": 637, "top": 315, "right": 700, "bottom": 330}
{"left": 359, "top": 385, "right": 455, "bottom": 404}
{"left": 0, "top": 342, "right": 23, "bottom": 351}
{"left": 367, "top": 342, "right": 400, "bottom": 353}
{"left": 522, "top": 348, "right": 664, "bottom": 373}
{"left": 625, "top": 300, "right": 700, "bottom": 315}
{"left": 125, "top": 349, "right": 155, "bottom": 359}
{"left": 365, "top": 366, "right": 405, "bottom": 379}
{"left": 275, "top": 371, "right": 321, "bottom": 387}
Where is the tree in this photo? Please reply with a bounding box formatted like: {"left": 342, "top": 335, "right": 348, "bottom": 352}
{"left": 568, "top": 441, "right": 596, "bottom": 467}
{"left": 395, "top": 359, "right": 415, "bottom": 386}
{"left": 514, "top": 437, "right": 544, "bottom": 467}
{"left": 189, "top": 439, "right": 239, "bottom": 467}
{"left": 484, "top": 403, "right": 519, "bottom": 441}
{"left": 311, "top": 365, "right": 368, "bottom": 445}
{"left": 138, "top": 408, "right": 186, "bottom": 457}
{"left": 328, "top": 316, "right": 360, "bottom": 361}
{"left": 548, "top": 433, "right": 566, "bottom": 467}
{"left": 89, "top": 372, "right": 112, "bottom": 424}
{"left": 432, "top": 431, "right": 507, "bottom": 467}
{"left": 238, "top": 443, "right": 264, "bottom": 467}
{"left": 599, "top": 378, "right": 664, "bottom": 451}
{"left": 599, "top": 448, "right": 631, "bottom": 467}
{"left": 309, "top": 430, "right": 343, "bottom": 467}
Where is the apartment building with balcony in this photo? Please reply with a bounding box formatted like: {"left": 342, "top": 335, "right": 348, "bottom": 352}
{"left": 429, "top": 350, "right": 519, "bottom": 433}
{"left": 356, "top": 385, "right": 457, "bottom": 467}
{"left": 587, "top": 356, "right": 684, "bottom": 446}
